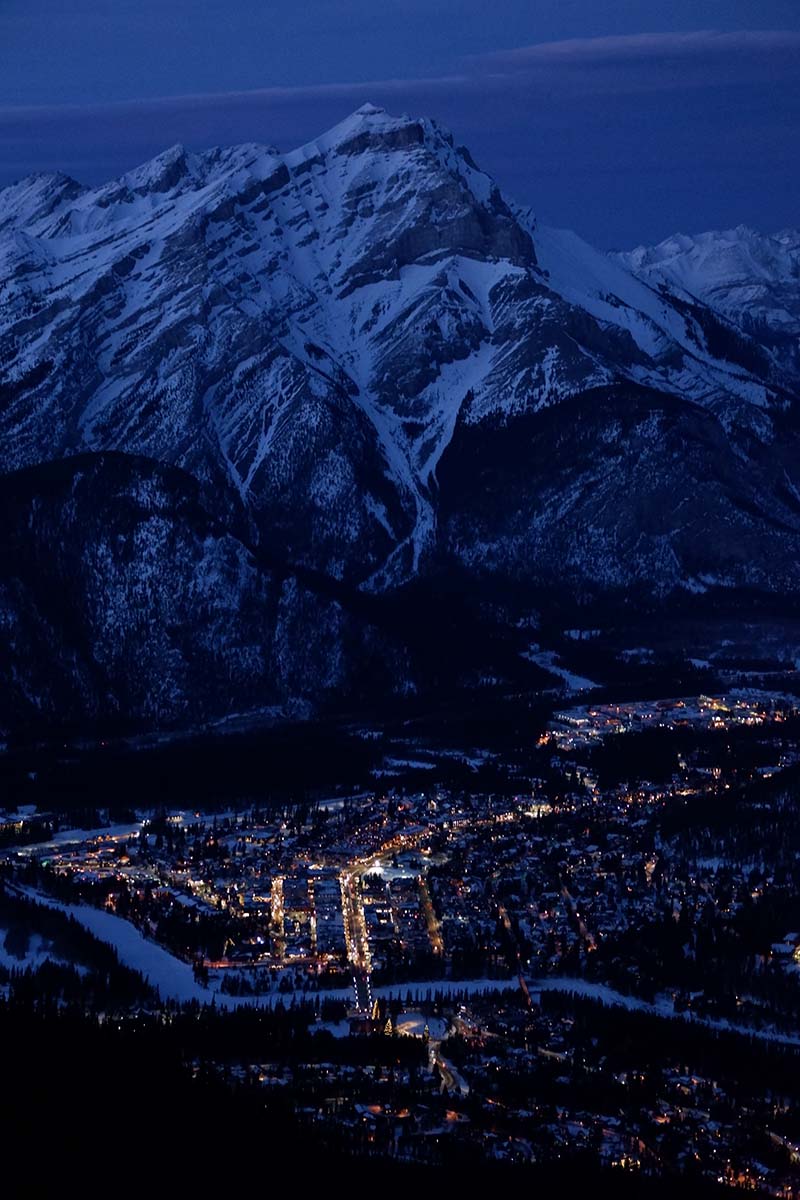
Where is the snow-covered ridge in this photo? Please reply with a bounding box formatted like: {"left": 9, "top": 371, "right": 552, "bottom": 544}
{"left": 619, "top": 225, "right": 800, "bottom": 307}
{"left": 616, "top": 225, "right": 800, "bottom": 381}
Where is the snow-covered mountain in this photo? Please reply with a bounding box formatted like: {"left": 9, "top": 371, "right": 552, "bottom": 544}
{"left": 2, "top": 105, "right": 800, "bottom": 731}
{"left": 617, "top": 226, "right": 800, "bottom": 380}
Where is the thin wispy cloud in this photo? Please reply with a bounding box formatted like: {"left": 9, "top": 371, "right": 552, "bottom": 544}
{"left": 471, "top": 28, "right": 800, "bottom": 94}
{"left": 1, "top": 28, "right": 799, "bottom": 123}
{"left": 478, "top": 28, "right": 800, "bottom": 65}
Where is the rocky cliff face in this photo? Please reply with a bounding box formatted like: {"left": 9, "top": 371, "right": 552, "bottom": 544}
{"left": 1, "top": 106, "right": 799, "bottom": 732}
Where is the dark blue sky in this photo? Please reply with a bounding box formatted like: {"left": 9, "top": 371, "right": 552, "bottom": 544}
{"left": 1, "top": 1, "right": 798, "bottom": 246}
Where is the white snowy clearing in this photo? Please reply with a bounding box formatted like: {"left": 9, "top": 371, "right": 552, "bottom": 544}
{"left": 527, "top": 977, "right": 800, "bottom": 1047}
{"left": 523, "top": 645, "right": 599, "bottom": 693}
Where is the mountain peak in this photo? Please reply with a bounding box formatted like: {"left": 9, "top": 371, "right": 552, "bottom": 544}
{"left": 354, "top": 102, "right": 386, "bottom": 117}
{"left": 121, "top": 142, "right": 197, "bottom": 195}
{"left": 285, "top": 103, "right": 423, "bottom": 167}
{"left": 0, "top": 169, "right": 85, "bottom": 234}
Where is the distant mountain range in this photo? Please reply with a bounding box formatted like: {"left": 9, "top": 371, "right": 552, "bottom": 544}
{"left": 618, "top": 225, "right": 800, "bottom": 381}
{"left": 1, "top": 104, "right": 798, "bottom": 733}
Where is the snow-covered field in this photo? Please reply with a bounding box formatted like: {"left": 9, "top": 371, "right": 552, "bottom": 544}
{"left": 0, "top": 928, "right": 71, "bottom": 972}
{"left": 527, "top": 976, "right": 800, "bottom": 1047}
{"left": 12, "top": 821, "right": 143, "bottom": 855}
{"left": 16, "top": 887, "right": 223, "bottom": 1004}
{"left": 523, "top": 646, "right": 598, "bottom": 694}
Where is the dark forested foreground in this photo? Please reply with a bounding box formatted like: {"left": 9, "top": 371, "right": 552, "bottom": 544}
{"left": 0, "top": 996, "right": 732, "bottom": 1197}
